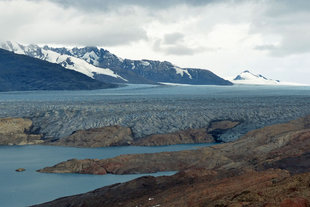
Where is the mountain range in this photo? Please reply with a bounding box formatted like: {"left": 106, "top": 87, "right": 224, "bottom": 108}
{"left": 0, "top": 41, "right": 232, "bottom": 86}
{"left": 0, "top": 48, "right": 114, "bottom": 92}
{"left": 1, "top": 41, "right": 303, "bottom": 91}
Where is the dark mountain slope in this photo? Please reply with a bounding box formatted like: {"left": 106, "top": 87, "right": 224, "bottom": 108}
{"left": 46, "top": 46, "right": 232, "bottom": 85}
{"left": 0, "top": 49, "right": 115, "bottom": 92}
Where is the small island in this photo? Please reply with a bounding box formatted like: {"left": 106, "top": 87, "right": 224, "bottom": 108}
{"left": 15, "top": 168, "right": 25, "bottom": 172}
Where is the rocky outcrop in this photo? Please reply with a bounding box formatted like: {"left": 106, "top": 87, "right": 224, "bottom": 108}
{"left": 49, "top": 120, "right": 239, "bottom": 147}
{"left": 134, "top": 128, "right": 214, "bottom": 146}
{"left": 38, "top": 115, "right": 310, "bottom": 175}
{"left": 50, "top": 125, "right": 133, "bottom": 147}
{"left": 39, "top": 158, "right": 107, "bottom": 174}
{"left": 0, "top": 117, "right": 43, "bottom": 145}
{"left": 134, "top": 120, "right": 239, "bottom": 146}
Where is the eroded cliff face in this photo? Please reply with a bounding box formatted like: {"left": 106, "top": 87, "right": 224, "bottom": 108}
{"left": 0, "top": 117, "right": 43, "bottom": 145}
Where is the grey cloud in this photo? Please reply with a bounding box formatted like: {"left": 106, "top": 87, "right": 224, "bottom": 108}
{"left": 163, "top": 45, "right": 205, "bottom": 55}
{"left": 153, "top": 39, "right": 206, "bottom": 56}
{"left": 254, "top": 44, "right": 277, "bottom": 51}
{"left": 0, "top": 0, "right": 148, "bottom": 47}
{"left": 254, "top": 30, "right": 310, "bottom": 57}
{"left": 250, "top": 0, "right": 310, "bottom": 56}
{"left": 35, "top": 27, "right": 148, "bottom": 47}
{"left": 264, "top": 0, "right": 310, "bottom": 17}
{"left": 163, "top": 33, "right": 184, "bottom": 45}
{"left": 30, "top": 0, "right": 224, "bottom": 11}
{"left": 4, "top": 0, "right": 310, "bottom": 58}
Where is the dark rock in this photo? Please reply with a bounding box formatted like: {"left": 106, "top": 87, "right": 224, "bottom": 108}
{"left": 262, "top": 152, "right": 310, "bottom": 175}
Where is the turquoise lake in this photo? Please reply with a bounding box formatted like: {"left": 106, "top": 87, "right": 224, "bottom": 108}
{"left": 0, "top": 143, "right": 214, "bottom": 207}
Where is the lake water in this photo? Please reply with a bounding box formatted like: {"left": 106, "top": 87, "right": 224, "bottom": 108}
{"left": 0, "top": 143, "right": 214, "bottom": 207}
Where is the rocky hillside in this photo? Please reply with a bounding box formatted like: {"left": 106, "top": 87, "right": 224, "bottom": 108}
{"left": 38, "top": 115, "right": 310, "bottom": 175}
{"left": 0, "top": 117, "right": 42, "bottom": 145}
{"left": 35, "top": 115, "right": 310, "bottom": 207}
{"left": 1, "top": 41, "right": 232, "bottom": 85}
{"left": 49, "top": 125, "right": 134, "bottom": 147}
{"left": 32, "top": 169, "right": 310, "bottom": 207}
{"left": 48, "top": 120, "right": 240, "bottom": 147}
{"left": 0, "top": 49, "right": 115, "bottom": 92}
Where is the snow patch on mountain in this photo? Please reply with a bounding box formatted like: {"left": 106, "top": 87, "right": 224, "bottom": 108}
{"left": 0, "top": 41, "right": 25, "bottom": 55}
{"left": 140, "top": 60, "right": 150, "bottom": 67}
{"left": 40, "top": 49, "right": 61, "bottom": 62}
{"left": 82, "top": 51, "right": 99, "bottom": 66}
{"left": 131, "top": 62, "right": 136, "bottom": 70}
{"left": 55, "top": 55, "right": 125, "bottom": 80}
{"left": 46, "top": 52, "right": 126, "bottom": 81}
{"left": 173, "top": 66, "right": 192, "bottom": 79}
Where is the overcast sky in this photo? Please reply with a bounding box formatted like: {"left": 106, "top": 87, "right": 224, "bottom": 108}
{"left": 1, "top": 0, "right": 310, "bottom": 84}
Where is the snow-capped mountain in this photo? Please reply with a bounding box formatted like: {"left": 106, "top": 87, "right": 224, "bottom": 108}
{"left": 231, "top": 70, "right": 280, "bottom": 85}
{"left": 44, "top": 45, "right": 232, "bottom": 85}
{"left": 0, "top": 41, "right": 232, "bottom": 85}
{"left": 0, "top": 48, "right": 114, "bottom": 91}
{"left": 0, "top": 41, "right": 127, "bottom": 82}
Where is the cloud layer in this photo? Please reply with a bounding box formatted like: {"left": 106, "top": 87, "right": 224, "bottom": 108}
{"left": 1, "top": 0, "right": 310, "bottom": 84}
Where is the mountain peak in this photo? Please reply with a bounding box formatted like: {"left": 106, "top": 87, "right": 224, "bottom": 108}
{"left": 232, "top": 70, "right": 280, "bottom": 85}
